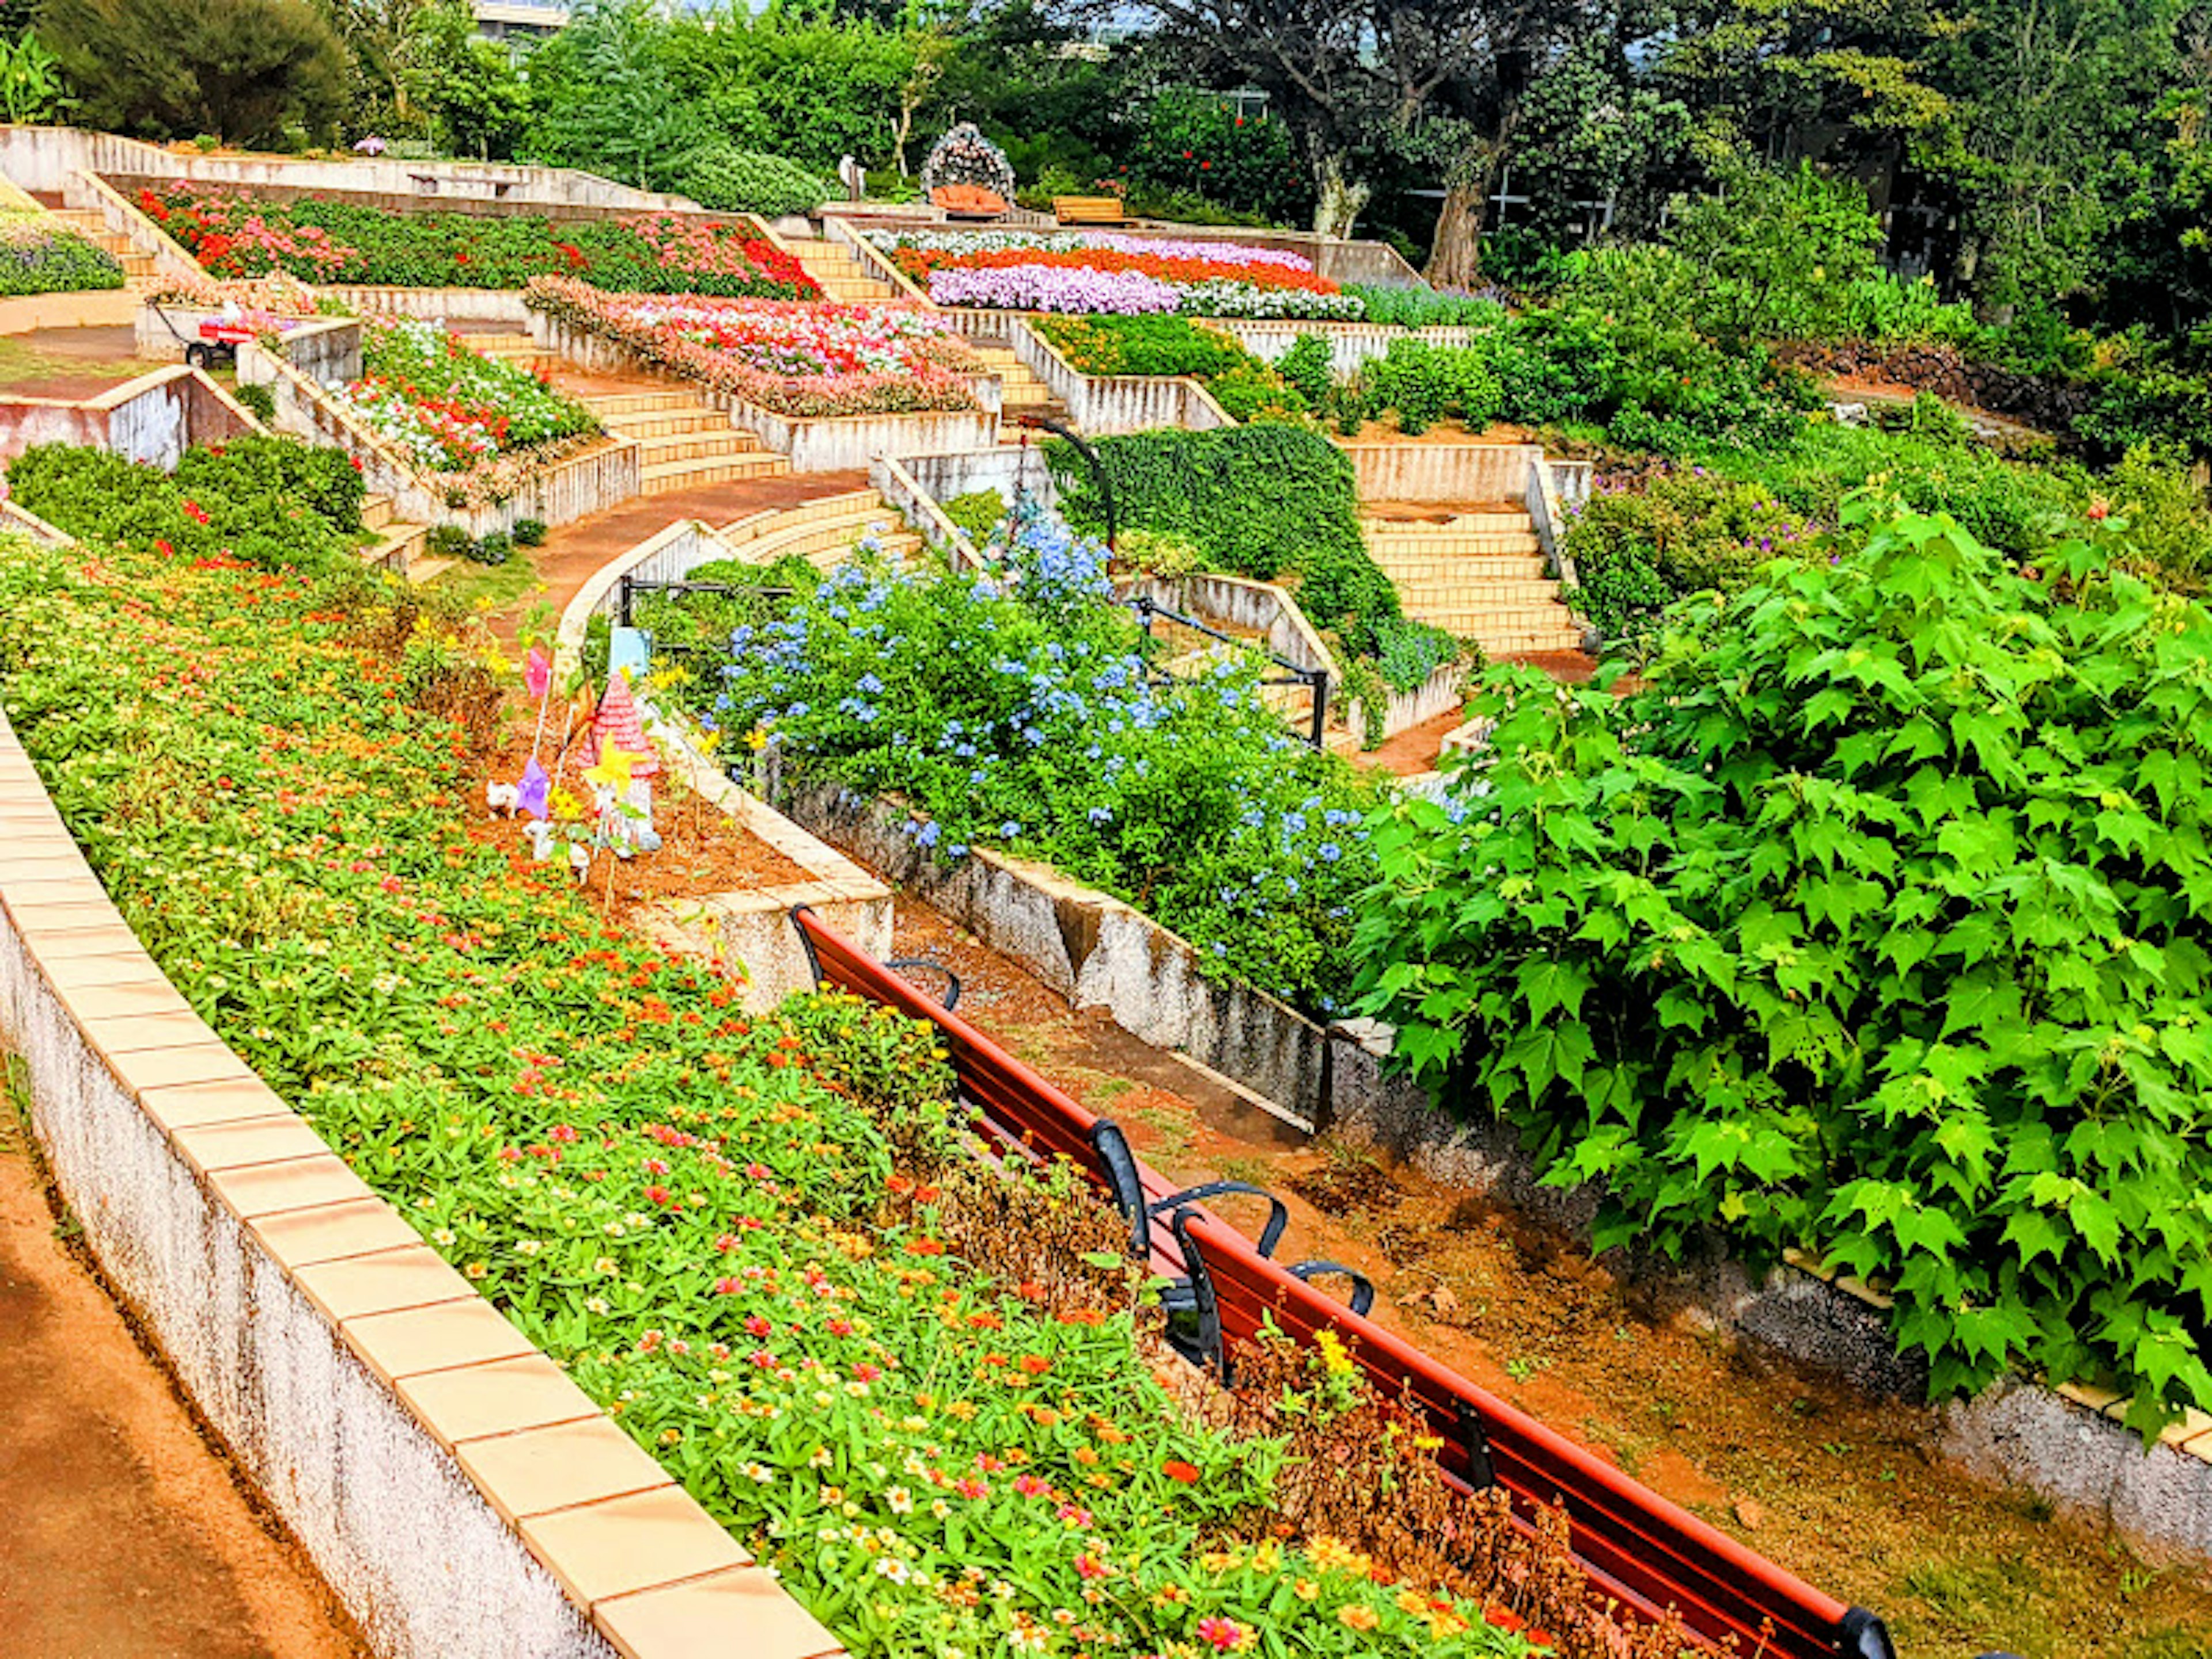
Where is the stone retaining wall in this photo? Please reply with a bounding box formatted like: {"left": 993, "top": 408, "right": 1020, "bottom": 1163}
{"left": 777, "top": 781, "right": 1330, "bottom": 1126}
{"left": 1009, "top": 320, "right": 1233, "bottom": 436}
{"left": 0, "top": 126, "right": 691, "bottom": 213}
{"left": 0, "top": 704, "right": 846, "bottom": 1659}
{"left": 1217, "top": 320, "right": 1483, "bottom": 379}
{"left": 1338, "top": 441, "right": 1542, "bottom": 504}
{"left": 0, "top": 365, "right": 257, "bottom": 469}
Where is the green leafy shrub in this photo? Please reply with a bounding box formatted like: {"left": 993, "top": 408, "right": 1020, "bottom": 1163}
{"left": 674, "top": 145, "right": 831, "bottom": 218}
{"left": 232, "top": 380, "right": 276, "bottom": 423}
{"left": 512, "top": 517, "right": 548, "bottom": 547}
{"left": 939, "top": 488, "right": 1005, "bottom": 545}
{"left": 470, "top": 529, "right": 513, "bottom": 566}
{"left": 1562, "top": 471, "right": 1829, "bottom": 641}
{"left": 1355, "top": 340, "right": 1502, "bottom": 435}
{"left": 0, "top": 210, "right": 125, "bottom": 296}
{"left": 7, "top": 436, "right": 363, "bottom": 571}
{"left": 1050, "top": 425, "right": 1401, "bottom": 652}
{"left": 1369, "top": 615, "right": 1467, "bottom": 694}
{"left": 1356, "top": 498, "right": 2212, "bottom": 1431}
{"left": 426, "top": 524, "right": 473, "bottom": 559}
{"left": 1276, "top": 334, "right": 1334, "bottom": 407}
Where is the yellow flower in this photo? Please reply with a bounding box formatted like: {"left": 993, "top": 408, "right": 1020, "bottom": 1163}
{"left": 1294, "top": 1579, "right": 1319, "bottom": 1602}
{"left": 1337, "top": 1604, "right": 1380, "bottom": 1632}
{"left": 745, "top": 726, "right": 770, "bottom": 752}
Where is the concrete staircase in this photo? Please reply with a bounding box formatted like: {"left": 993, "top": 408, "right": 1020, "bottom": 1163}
{"left": 1363, "top": 508, "right": 1586, "bottom": 659}
{"left": 968, "top": 342, "right": 1067, "bottom": 435}
{"left": 579, "top": 388, "right": 791, "bottom": 494}
{"left": 360, "top": 491, "right": 429, "bottom": 574}
{"left": 785, "top": 237, "right": 903, "bottom": 304}
{"left": 717, "top": 487, "right": 923, "bottom": 572}
{"left": 46, "top": 206, "right": 157, "bottom": 286}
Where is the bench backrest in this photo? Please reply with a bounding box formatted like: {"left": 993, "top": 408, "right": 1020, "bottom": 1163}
{"left": 791, "top": 906, "right": 1884, "bottom": 1659}
{"left": 1054, "top": 195, "right": 1130, "bottom": 222}
{"left": 1175, "top": 1209, "right": 1863, "bottom": 1659}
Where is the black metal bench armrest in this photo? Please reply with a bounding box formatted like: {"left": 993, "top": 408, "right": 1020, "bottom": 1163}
{"left": 1285, "top": 1260, "right": 1374, "bottom": 1317}
{"left": 882, "top": 957, "right": 960, "bottom": 1011}
{"left": 1147, "top": 1180, "right": 1289, "bottom": 1259}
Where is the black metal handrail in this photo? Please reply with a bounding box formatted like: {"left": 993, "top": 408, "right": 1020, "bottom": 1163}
{"left": 1127, "top": 593, "right": 1331, "bottom": 748}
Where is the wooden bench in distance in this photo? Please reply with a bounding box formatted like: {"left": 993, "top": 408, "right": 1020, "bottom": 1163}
{"left": 1054, "top": 195, "right": 1137, "bottom": 227}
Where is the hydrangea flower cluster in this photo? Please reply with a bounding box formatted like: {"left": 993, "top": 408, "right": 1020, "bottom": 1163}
{"left": 680, "top": 509, "right": 1389, "bottom": 1013}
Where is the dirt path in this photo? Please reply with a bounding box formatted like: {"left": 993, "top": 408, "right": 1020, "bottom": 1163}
{"left": 0, "top": 1059, "right": 369, "bottom": 1659}
{"left": 884, "top": 903, "right": 2212, "bottom": 1659}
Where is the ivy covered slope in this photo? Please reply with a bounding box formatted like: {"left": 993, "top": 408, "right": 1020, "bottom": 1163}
{"left": 1354, "top": 498, "right": 2212, "bottom": 1431}
{"left": 0, "top": 456, "right": 1551, "bottom": 1659}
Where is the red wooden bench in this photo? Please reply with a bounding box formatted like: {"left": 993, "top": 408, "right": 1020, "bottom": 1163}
{"left": 787, "top": 906, "right": 1903, "bottom": 1659}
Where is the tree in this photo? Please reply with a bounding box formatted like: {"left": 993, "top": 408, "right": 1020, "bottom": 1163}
{"left": 324, "top": 0, "right": 437, "bottom": 136}
{"left": 524, "top": 0, "right": 708, "bottom": 188}
{"left": 410, "top": 0, "right": 531, "bottom": 160}
{"left": 43, "top": 0, "right": 348, "bottom": 144}
{"left": 1108, "top": 0, "right": 1479, "bottom": 235}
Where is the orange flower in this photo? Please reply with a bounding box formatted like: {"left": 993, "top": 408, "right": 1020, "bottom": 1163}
{"left": 1337, "top": 1605, "right": 1380, "bottom": 1632}
{"left": 1163, "top": 1459, "right": 1201, "bottom": 1483}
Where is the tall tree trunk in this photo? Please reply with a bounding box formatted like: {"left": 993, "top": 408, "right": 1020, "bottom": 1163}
{"left": 1312, "top": 153, "right": 1371, "bottom": 240}
{"left": 1424, "top": 181, "right": 1483, "bottom": 288}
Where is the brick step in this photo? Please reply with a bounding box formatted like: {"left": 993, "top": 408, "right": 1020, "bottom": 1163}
{"left": 1374, "top": 556, "right": 1553, "bottom": 584}
{"left": 1370, "top": 536, "right": 1546, "bottom": 559}
{"left": 718, "top": 490, "right": 885, "bottom": 543}
{"left": 584, "top": 390, "right": 700, "bottom": 415}
{"left": 1399, "top": 584, "right": 1566, "bottom": 613}
{"left": 1415, "top": 609, "right": 1584, "bottom": 642}
{"left": 738, "top": 505, "right": 918, "bottom": 567}
{"left": 600, "top": 407, "right": 736, "bottom": 438}
{"left": 629, "top": 430, "right": 768, "bottom": 464}
{"left": 640, "top": 452, "right": 791, "bottom": 492}
{"left": 370, "top": 521, "right": 429, "bottom": 574}
{"left": 1366, "top": 510, "right": 1534, "bottom": 531}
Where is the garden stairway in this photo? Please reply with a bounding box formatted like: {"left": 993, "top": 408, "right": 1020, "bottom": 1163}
{"left": 716, "top": 487, "right": 924, "bottom": 572}
{"left": 784, "top": 236, "right": 903, "bottom": 304}
{"left": 42, "top": 206, "right": 159, "bottom": 287}
{"left": 359, "top": 490, "right": 429, "bottom": 575}
{"left": 1363, "top": 509, "right": 1587, "bottom": 660}
{"left": 579, "top": 389, "right": 793, "bottom": 494}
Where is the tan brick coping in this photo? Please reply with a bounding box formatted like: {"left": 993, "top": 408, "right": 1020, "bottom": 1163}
{"left": 0, "top": 710, "right": 846, "bottom": 1659}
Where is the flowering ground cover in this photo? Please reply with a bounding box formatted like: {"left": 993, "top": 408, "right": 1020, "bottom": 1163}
{"left": 680, "top": 513, "right": 1391, "bottom": 1016}
{"left": 867, "top": 229, "right": 1360, "bottom": 320}
{"left": 142, "top": 188, "right": 819, "bottom": 299}
{"left": 0, "top": 463, "right": 1597, "bottom": 1658}
{"left": 324, "top": 318, "right": 602, "bottom": 507}
{"left": 524, "top": 276, "right": 983, "bottom": 418}
{"left": 0, "top": 209, "right": 124, "bottom": 296}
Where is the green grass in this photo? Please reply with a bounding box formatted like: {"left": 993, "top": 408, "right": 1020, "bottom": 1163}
{"left": 419, "top": 547, "right": 545, "bottom": 613}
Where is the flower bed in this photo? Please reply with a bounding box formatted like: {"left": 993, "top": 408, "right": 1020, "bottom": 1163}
{"left": 868, "top": 229, "right": 1360, "bottom": 320}
{"left": 0, "top": 458, "right": 1571, "bottom": 1659}
{"left": 141, "top": 188, "right": 820, "bottom": 299}
{"left": 324, "top": 317, "right": 601, "bottom": 498}
{"left": 0, "top": 209, "right": 125, "bottom": 296}
{"left": 525, "top": 276, "right": 982, "bottom": 418}
{"left": 1031, "top": 313, "right": 1305, "bottom": 421}
{"left": 681, "top": 512, "right": 1389, "bottom": 1014}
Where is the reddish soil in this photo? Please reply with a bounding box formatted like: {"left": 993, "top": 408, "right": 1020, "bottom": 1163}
{"left": 0, "top": 325, "right": 172, "bottom": 401}
{"left": 473, "top": 712, "right": 813, "bottom": 915}
{"left": 1361, "top": 704, "right": 1471, "bottom": 775}
{"left": 0, "top": 1067, "right": 368, "bottom": 1659}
